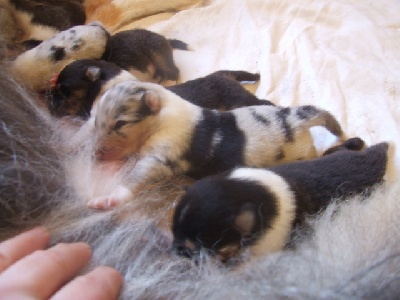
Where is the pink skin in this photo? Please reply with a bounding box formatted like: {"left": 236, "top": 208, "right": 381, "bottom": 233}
{"left": 87, "top": 185, "right": 134, "bottom": 210}
{"left": 95, "top": 147, "right": 119, "bottom": 161}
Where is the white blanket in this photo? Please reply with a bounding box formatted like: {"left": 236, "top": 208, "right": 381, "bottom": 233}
{"left": 111, "top": 0, "right": 400, "bottom": 176}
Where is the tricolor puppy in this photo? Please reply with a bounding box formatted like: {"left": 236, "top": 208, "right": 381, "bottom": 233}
{"left": 50, "top": 59, "right": 135, "bottom": 118}
{"left": 10, "top": 22, "right": 110, "bottom": 91}
{"left": 51, "top": 59, "right": 272, "bottom": 118}
{"left": 102, "top": 29, "right": 189, "bottom": 83}
{"left": 89, "top": 80, "right": 344, "bottom": 209}
{"left": 172, "top": 142, "right": 389, "bottom": 261}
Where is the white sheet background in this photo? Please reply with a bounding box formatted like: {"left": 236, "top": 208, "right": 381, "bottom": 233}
{"left": 116, "top": 0, "right": 400, "bottom": 177}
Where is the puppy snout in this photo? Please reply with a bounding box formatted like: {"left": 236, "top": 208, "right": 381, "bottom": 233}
{"left": 173, "top": 240, "right": 195, "bottom": 258}
{"left": 95, "top": 147, "right": 112, "bottom": 161}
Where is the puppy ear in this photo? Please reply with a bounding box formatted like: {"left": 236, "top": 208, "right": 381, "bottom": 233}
{"left": 142, "top": 90, "right": 161, "bottom": 114}
{"left": 234, "top": 204, "right": 255, "bottom": 236}
{"left": 85, "top": 66, "right": 101, "bottom": 82}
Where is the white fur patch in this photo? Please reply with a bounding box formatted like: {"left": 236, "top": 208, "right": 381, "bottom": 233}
{"left": 230, "top": 168, "right": 296, "bottom": 256}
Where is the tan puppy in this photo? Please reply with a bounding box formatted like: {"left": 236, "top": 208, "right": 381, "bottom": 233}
{"left": 89, "top": 80, "right": 344, "bottom": 209}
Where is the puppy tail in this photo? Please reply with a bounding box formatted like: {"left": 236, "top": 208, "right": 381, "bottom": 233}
{"left": 211, "top": 70, "right": 260, "bottom": 82}
{"left": 292, "top": 105, "right": 344, "bottom": 139}
{"left": 168, "top": 39, "right": 190, "bottom": 50}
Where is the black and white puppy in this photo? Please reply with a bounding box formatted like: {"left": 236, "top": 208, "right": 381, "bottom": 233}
{"left": 88, "top": 80, "right": 344, "bottom": 209}
{"left": 172, "top": 142, "right": 389, "bottom": 261}
{"left": 50, "top": 59, "right": 272, "bottom": 118}
{"left": 102, "top": 29, "right": 188, "bottom": 83}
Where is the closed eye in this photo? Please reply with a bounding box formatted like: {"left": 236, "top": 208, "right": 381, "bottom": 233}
{"left": 114, "top": 120, "right": 129, "bottom": 130}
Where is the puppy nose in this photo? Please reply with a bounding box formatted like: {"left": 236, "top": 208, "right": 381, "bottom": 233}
{"left": 173, "top": 241, "right": 194, "bottom": 258}
{"left": 95, "top": 147, "right": 108, "bottom": 161}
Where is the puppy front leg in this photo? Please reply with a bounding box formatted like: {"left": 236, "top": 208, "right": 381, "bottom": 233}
{"left": 88, "top": 154, "right": 176, "bottom": 210}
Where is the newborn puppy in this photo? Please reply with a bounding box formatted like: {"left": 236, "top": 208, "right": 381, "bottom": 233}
{"left": 50, "top": 59, "right": 135, "bottom": 118}
{"left": 102, "top": 29, "right": 188, "bottom": 82}
{"left": 50, "top": 59, "right": 272, "bottom": 118}
{"left": 0, "top": 0, "right": 85, "bottom": 43}
{"left": 10, "top": 22, "right": 110, "bottom": 91}
{"left": 89, "top": 80, "right": 344, "bottom": 209}
{"left": 172, "top": 142, "right": 389, "bottom": 261}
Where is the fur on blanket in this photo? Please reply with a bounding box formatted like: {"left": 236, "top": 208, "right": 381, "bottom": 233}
{"left": 1, "top": 0, "right": 400, "bottom": 299}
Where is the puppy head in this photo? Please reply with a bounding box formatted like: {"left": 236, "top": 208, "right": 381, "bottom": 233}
{"left": 172, "top": 174, "right": 278, "bottom": 261}
{"left": 50, "top": 59, "right": 124, "bottom": 118}
{"left": 94, "top": 81, "right": 162, "bottom": 161}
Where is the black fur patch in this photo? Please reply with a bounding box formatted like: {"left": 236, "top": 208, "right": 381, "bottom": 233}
{"left": 268, "top": 142, "right": 388, "bottom": 225}
{"left": 323, "top": 137, "right": 365, "bottom": 156}
{"left": 184, "top": 110, "right": 245, "bottom": 179}
{"left": 168, "top": 71, "right": 273, "bottom": 110}
{"left": 168, "top": 39, "right": 189, "bottom": 50}
{"left": 250, "top": 108, "right": 271, "bottom": 126}
{"left": 173, "top": 175, "right": 279, "bottom": 256}
{"left": 51, "top": 46, "right": 66, "bottom": 61}
{"left": 276, "top": 107, "right": 293, "bottom": 142}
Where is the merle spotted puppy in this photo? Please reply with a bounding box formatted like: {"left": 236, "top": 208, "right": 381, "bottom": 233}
{"left": 88, "top": 80, "right": 344, "bottom": 209}
{"left": 50, "top": 59, "right": 272, "bottom": 118}
{"left": 172, "top": 142, "right": 389, "bottom": 261}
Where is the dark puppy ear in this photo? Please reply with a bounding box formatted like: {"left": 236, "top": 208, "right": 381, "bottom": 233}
{"left": 141, "top": 90, "right": 161, "bottom": 114}
{"left": 85, "top": 66, "right": 101, "bottom": 82}
{"left": 234, "top": 203, "right": 255, "bottom": 236}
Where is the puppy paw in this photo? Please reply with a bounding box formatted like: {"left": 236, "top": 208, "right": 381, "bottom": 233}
{"left": 88, "top": 185, "right": 133, "bottom": 210}
{"left": 88, "top": 196, "right": 120, "bottom": 210}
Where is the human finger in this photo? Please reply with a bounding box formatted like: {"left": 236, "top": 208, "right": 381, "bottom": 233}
{"left": 52, "top": 266, "right": 124, "bottom": 300}
{"left": 0, "top": 242, "right": 92, "bottom": 299}
{"left": 0, "top": 227, "right": 50, "bottom": 273}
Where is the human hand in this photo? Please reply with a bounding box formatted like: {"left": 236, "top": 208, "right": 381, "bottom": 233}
{"left": 0, "top": 227, "right": 123, "bottom": 299}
